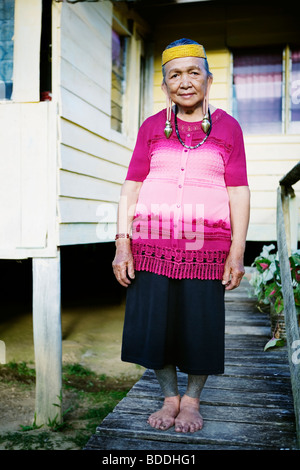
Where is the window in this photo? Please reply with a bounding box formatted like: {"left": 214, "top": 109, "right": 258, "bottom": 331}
{"left": 0, "top": 0, "right": 14, "bottom": 100}
{"left": 111, "top": 29, "right": 127, "bottom": 133}
{"left": 289, "top": 48, "right": 300, "bottom": 133}
{"left": 40, "top": 0, "right": 52, "bottom": 101}
{"left": 232, "top": 46, "right": 300, "bottom": 134}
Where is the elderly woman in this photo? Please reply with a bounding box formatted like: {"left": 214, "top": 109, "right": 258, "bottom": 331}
{"left": 112, "top": 38, "right": 250, "bottom": 433}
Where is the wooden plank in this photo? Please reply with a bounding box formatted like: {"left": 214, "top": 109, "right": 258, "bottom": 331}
{"left": 20, "top": 103, "right": 49, "bottom": 248}
{"left": 248, "top": 175, "right": 287, "bottom": 191}
{"left": 224, "top": 336, "right": 273, "bottom": 350}
{"left": 205, "top": 374, "right": 292, "bottom": 394}
{"left": 0, "top": 102, "right": 57, "bottom": 255}
{"left": 13, "top": 0, "right": 41, "bottom": 102}
{"left": 93, "top": 411, "right": 296, "bottom": 450}
{"left": 85, "top": 433, "right": 252, "bottom": 450}
{"left": 60, "top": 119, "right": 133, "bottom": 167}
{"left": 59, "top": 170, "right": 121, "bottom": 202}
{"left": 59, "top": 223, "right": 116, "bottom": 246}
{"left": 60, "top": 145, "right": 127, "bottom": 184}
{"left": 247, "top": 223, "right": 277, "bottom": 242}
{"left": 84, "top": 279, "right": 297, "bottom": 450}
{"left": 60, "top": 4, "right": 111, "bottom": 88}
{"left": 114, "top": 397, "right": 295, "bottom": 427}
{"left": 67, "top": 1, "right": 112, "bottom": 46}
{"left": 32, "top": 252, "right": 62, "bottom": 426}
{"left": 128, "top": 377, "right": 293, "bottom": 408}
{"left": 58, "top": 197, "right": 118, "bottom": 224}
{"left": 0, "top": 104, "right": 22, "bottom": 250}
{"left": 209, "top": 83, "right": 229, "bottom": 100}
{"left": 224, "top": 350, "right": 290, "bottom": 366}
{"left": 0, "top": 340, "right": 5, "bottom": 364}
{"left": 250, "top": 191, "right": 277, "bottom": 209}
{"left": 60, "top": 58, "right": 110, "bottom": 116}
{"left": 60, "top": 88, "right": 110, "bottom": 137}
{"left": 246, "top": 143, "right": 300, "bottom": 161}
{"left": 247, "top": 160, "right": 300, "bottom": 177}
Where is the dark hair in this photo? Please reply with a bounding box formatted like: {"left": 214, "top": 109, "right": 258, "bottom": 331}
{"left": 162, "top": 38, "right": 212, "bottom": 81}
{"left": 165, "top": 38, "right": 199, "bottom": 50}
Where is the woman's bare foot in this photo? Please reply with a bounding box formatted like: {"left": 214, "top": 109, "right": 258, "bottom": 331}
{"left": 147, "top": 395, "right": 180, "bottom": 430}
{"left": 174, "top": 395, "right": 203, "bottom": 433}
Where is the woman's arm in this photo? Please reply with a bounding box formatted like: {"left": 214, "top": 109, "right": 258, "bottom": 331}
{"left": 112, "top": 180, "right": 143, "bottom": 287}
{"left": 222, "top": 185, "right": 250, "bottom": 290}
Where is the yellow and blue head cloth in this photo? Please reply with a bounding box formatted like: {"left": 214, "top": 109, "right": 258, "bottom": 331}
{"left": 162, "top": 44, "right": 207, "bottom": 66}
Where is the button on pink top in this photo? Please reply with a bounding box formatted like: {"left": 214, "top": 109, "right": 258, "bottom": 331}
{"left": 126, "top": 108, "right": 248, "bottom": 280}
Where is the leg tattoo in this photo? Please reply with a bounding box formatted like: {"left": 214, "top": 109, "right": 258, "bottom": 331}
{"left": 174, "top": 374, "right": 208, "bottom": 433}
{"left": 147, "top": 365, "right": 180, "bottom": 430}
{"left": 154, "top": 364, "right": 179, "bottom": 397}
{"left": 185, "top": 374, "right": 208, "bottom": 399}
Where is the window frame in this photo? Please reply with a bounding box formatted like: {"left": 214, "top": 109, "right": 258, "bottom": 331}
{"left": 111, "top": 28, "right": 128, "bottom": 134}
{"left": 230, "top": 44, "right": 300, "bottom": 136}
{"left": 0, "top": 0, "right": 15, "bottom": 101}
{"left": 109, "top": 10, "right": 151, "bottom": 148}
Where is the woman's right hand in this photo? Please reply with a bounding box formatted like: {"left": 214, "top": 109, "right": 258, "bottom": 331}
{"left": 112, "top": 240, "right": 135, "bottom": 287}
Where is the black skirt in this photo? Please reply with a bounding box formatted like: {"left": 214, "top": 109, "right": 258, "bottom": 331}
{"left": 121, "top": 271, "right": 225, "bottom": 375}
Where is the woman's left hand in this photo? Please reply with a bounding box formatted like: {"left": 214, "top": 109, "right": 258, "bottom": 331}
{"left": 223, "top": 186, "right": 250, "bottom": 290}
{"left": 222, "top": 250, "right": 245, "bottom": 290}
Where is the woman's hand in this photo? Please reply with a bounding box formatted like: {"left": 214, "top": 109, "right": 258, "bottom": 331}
{"left": 112, "top": 180, "right": 143, "bottom": 287}
{"left": 223, "top": 185, "right": 250, "bottom": 290}
{"left": 112, "top": 239, "right": 135, "bottom": 287}
{"left": 222, "top": 248, "right": 245, "bottom": 290}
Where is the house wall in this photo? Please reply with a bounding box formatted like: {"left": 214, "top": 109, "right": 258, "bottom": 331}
{"left": 55, "top": 1, "right": 145, "bottom": 246}
{"left": 150, "top": 3, "right": 300, "bottom": 244}
{"left": 0, "top": 0, "right": 57, "bottom": 260}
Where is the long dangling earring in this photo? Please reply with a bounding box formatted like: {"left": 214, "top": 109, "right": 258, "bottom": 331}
{"left": 164, "top": 97, "right": 173, "bottom": 138}
{"left": 201, "top": 95, "right": 211, "bottom": 134}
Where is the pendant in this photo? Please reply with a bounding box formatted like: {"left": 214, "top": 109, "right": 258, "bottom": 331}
{"left": 164, "top": 120, "right": 172, "bottom": 138}
{"left": 201, "top": 114, "right": 210, "bottom": 134}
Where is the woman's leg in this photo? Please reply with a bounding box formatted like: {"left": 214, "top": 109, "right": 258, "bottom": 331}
{"left": 186, "top": 374, "right": 208, "bottom": 399}
{"left": 147, "top": 365, "right": 180, "bottom": 430}
{"left": 155, "top": 364, "right": 179, "bottom": 397}
{"left": 175, "top": 374, "right": 207, "bottom": 433}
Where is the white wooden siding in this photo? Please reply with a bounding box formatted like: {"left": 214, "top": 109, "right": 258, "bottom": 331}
{"left": 0, "top": 0, "right": 57, "bottom": 259}
{"left": 56, "top": 1, "right": 134, "bottom": 245}
{"left": 245, "top": 136, "right": 300, "bottom": 241}
{"left": 0, "top": 102, "right": 57, "bottom": 259}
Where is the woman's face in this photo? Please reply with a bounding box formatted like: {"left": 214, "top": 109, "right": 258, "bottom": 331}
{"left": 162, "top": 57, "right": 212, "bottom": 113}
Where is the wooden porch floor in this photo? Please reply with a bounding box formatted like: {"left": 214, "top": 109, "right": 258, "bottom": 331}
{"left": 84, "top": 278, "right": 298, "bottom": 451}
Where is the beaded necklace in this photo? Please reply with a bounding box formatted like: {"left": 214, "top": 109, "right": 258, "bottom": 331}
{"left": 174, "top": 105, "right": 212, "bottom": 149}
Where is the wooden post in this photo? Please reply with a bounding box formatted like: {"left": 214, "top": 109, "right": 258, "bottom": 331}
{"left": 289, "top": 194, "right": 298, "bottom": 253}
{"left": 281, "top": 190, "right": 292, "bottom": 256}
{"left": 32, "top": 250, "right": 62, "bottom": 426}
{"left": 277, "top": 187, "right": 300, "bottom": 448}
{"left": 0, "top": 340, "right": 5, "bottom": 364}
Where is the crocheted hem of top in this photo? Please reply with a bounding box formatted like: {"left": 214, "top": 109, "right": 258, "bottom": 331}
{"left": 132, "top": 242, "right": 229, "bottom": 280}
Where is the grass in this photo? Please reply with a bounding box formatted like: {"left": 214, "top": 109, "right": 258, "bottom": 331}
{"left": 0, "top": 361, "right": 134, "bottom": 450}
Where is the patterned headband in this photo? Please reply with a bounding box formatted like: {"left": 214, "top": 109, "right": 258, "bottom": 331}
{"left": 162, "top": 44, "right": 206, "bottom": 66}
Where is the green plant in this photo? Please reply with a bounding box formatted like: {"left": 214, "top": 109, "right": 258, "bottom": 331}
{"left": 249, "top": 244, "right": 300, "bottom": 349}
{"left": 19, "top": 413, "right": 43, "bottom": 432}
{"left": 6, "top": 361, "right": 35, "bottom": 377}
{"left": 47, "top": 391, "right": 73, "bottom": 432}
{"left": 249, "top": 244, "right": 300, "bottom": 312}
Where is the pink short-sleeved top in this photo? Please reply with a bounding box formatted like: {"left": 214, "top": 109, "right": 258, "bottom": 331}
{"left": 125, "top": 108, "right": 248, "bottom": 280}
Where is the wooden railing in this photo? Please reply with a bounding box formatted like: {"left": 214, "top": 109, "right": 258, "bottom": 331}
{"left": 277, "top": 161, "right": 300, "bottom": 448}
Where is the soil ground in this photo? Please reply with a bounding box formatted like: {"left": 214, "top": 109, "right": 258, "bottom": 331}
{"left": 0, "top": 298, "right": 145, "bottom": 450}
